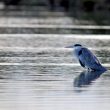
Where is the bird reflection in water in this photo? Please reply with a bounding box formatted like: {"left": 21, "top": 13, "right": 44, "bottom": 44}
{"left": 74, "top": 70, "right": 106, "bottom": 88}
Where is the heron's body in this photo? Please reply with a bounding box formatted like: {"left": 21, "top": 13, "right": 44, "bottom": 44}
{"left": 67, "top": 44, "right": 107, "bottom": 71}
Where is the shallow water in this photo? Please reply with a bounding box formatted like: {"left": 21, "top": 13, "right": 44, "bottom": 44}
{"left": 0, "top": 34, "right": 109, "bottom": 110}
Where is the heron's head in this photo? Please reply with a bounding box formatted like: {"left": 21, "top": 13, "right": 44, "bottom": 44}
{"left": 74, "top": 44, "right": 82, "bottom": 47}
{"left": 66, "top": 44, "right": 82, "bottom": 48}
{"left": 66, "top": 44, "right": 82, "bottom": 56}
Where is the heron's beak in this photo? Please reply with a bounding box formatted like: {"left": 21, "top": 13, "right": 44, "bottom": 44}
{"left": 65, "top": 45, "right": 74, "bottom": 48}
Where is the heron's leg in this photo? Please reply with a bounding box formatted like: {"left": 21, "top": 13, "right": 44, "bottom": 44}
{"left": 88, "top": 68, "right": 95, "bottom": 71}
{"left": 87, "top": 68, "right": 91, "bottom": 71}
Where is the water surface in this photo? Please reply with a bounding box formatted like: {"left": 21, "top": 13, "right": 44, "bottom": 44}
{"left": 0, "top": 34, "right": 109, "bottom": 110}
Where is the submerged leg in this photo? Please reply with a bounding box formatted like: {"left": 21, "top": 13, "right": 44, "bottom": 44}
{"left": 87, "top": 68, "right": 96, "bottom": 71}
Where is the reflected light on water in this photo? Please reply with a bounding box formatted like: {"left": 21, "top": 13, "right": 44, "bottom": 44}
{"left": 0, "top": 34, "right": 109, "bottom": 110}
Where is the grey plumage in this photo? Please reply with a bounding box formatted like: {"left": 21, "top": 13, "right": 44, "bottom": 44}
{"left": 66, "top": 44, "right": 107, "bottom": 71}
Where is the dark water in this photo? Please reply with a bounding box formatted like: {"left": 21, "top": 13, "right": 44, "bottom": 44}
{"left": 0, "top": 34, "right": 109, "bottom": 110}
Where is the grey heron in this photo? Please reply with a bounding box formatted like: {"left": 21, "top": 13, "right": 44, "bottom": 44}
{"left": 66, "top": 44, "right": 107, "bottom": 71}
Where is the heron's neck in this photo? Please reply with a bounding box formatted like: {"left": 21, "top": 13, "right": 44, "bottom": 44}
{"left": 74, "top": 47, "right": 82, "bottom": 56}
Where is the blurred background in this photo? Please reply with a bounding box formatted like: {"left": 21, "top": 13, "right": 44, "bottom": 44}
{"left": 0, "top": 0, "right": 109, "bottom": 34}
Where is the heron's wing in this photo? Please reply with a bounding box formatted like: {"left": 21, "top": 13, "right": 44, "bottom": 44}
{"left": 81, "top": 48, "right": 101, "bottom": 65}
{"left": 79, "top": 59, "right": 85, "bottom": 67}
